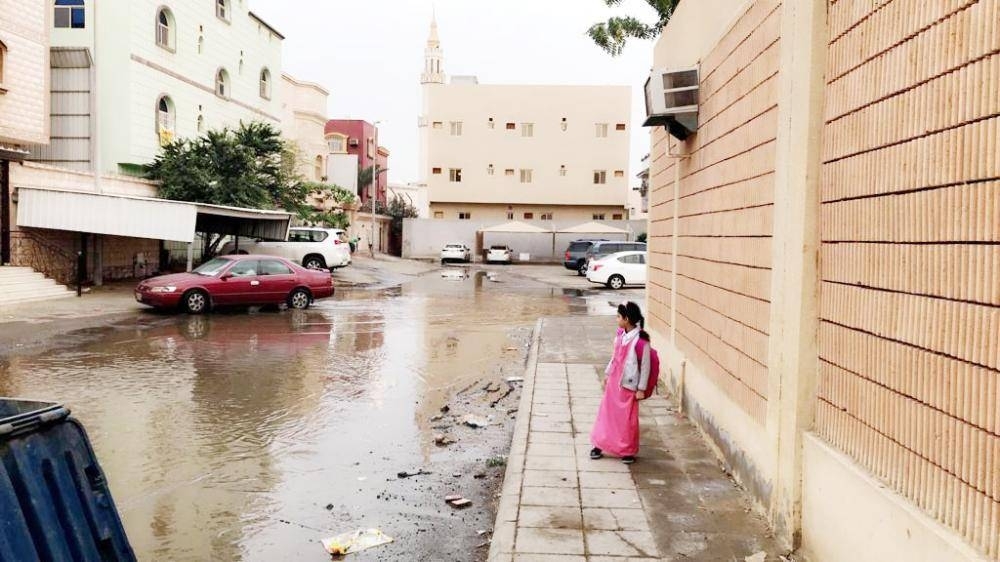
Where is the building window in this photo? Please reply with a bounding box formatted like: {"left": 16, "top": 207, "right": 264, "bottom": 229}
{"left": 506, "top": 211, "right": 514, "bottom": 220}
{"left": 488, "top": 117, "right": 495, "bottom": 129}
{"left": 156, "top": 95, "right": 176, "bottom": 146}
{"left": 196, "top": 114, "right": 204, "bottom": 132}
{"left": 432, "top": 167, "right": 442, "bottom": 174}
{"left": 612, "top": 213, "right": 623, "bottom": 220}
{"left": 215, "top": 68, "right": 230, "bottom": 98}
{"left": 449, "top": 169, "right": 463, "bottom": 182}
{"left": 523, "top": 212, "right": 534, "bottom": 220}
{"left": 0, "top": 40, "right": 6, "bottom": 91}
{"left": 450, "top": 121, "right": 463, "bottom": 136}
{"left": 504, "top": 168, "right": 514, "bottom": 177}
{"left": 434, "top": 211, "right": 444, "bottom": 219}
{"left": 559, "top": 165, "right": 567, "bottom": 177}
{"left": 432, "top": 121, "right": 443, "bottom": 129}
{"left": 259, "top": 68, "right": 271, "bottom": 99}
{"left": 521, "top": 123, "right": 534, "bottom": 137}
{"left": 540, "top": 213, "right": 553, "bottom": 221}
{"left": 458, "top": 212, "right": 471, "bottom": 220}
{"left": 561, "top": 117, "right": 567, "bottom": 131}
{"left": 54, "top": 0, "right": 85, "bottom": 28}
{"left": 216, "top": 0, "right": 230, "bottom": 21}
{"left": 327, "top": 134, "right": 347, "bottom": 153}
{"left": 367, "top": 138, "right": 374, "bottom": 157}
{"left": 520, "top": 169, "right": 533, "bottom": 183}
{"left": 596, "top": 123, "right": 609, "bottom": 137}
{"left": 593, "top": 170, "right": 607, "bottom": 184}
{"left": 505, "top": 122, "right": 516, "bottom": 130}
{"left": 197, "top": 32, "right": 204, "bottom": 54}
{"left": 614, "top": 170, "right": 625, "bottom": 178}
{"left": 155, "top": 8, "right": 175, "bottom": 50}
{"left": 487, "top": 164, "right": 494, "bottom": 175}
{"left": 593, "top": 213, "right": 606, "bottom": 220}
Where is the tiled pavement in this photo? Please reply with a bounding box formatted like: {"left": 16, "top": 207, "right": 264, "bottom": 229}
{"left": 489, "top": 317, "right": 781, "bottom": 562}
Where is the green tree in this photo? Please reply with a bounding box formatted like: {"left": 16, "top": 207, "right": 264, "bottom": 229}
{"left": 587, "top": 0, "right": 680, "bottom": 56}
{"left": 298, "top": 182, "right": 358, "bottom": 230}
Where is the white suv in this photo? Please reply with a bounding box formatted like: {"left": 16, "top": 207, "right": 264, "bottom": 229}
{"left": 221, "top": 227, "right": 351, "bottom": 270}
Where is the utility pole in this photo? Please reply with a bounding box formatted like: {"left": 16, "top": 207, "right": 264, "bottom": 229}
{"left": 370, "top": 122, "right": 379, "bottom": 258}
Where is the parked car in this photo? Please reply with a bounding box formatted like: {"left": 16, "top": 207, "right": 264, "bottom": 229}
{"left": 220, "top": 227, "right": 351, "bottom": 270}
{"left": 485, "top": 245, "right": 514, "bottom": 264}
{"left": 440, "top": 243, "right": 472, "bottom": 263}
{"left": 135, "top": 255, "right": 335, "bottom": 313}
{"left": 564, "top": 239, "right": 608, "bottom": 275}
{"left": 587, "top": 251, "right": 648, "bottom": 289}
{"left": 585, "top": 241, "right": 647, "bottom": 269}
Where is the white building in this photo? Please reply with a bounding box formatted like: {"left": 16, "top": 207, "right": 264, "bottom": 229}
{"left": 280, "top": 72, "right": 329, "bottom": 183}
{"left": 388, "top": 181, "right": 429, "bottom": 218}
{"left": 31, "top": 0, "right": 283, "bottom": 174}
{"left": 419, "top": 18, "right": 631, "bottom": 224}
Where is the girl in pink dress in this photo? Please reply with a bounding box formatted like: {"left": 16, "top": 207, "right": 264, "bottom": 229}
{"left": 590, "top": 301, "right": 652, "bottom": 464}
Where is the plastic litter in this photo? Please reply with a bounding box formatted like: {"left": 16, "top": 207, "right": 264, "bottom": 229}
{"left": 321, "top": 528, "right": 393, "bottom": 556}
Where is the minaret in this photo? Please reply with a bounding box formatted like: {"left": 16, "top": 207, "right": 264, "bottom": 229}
{"left": 421, "top": 15, "right": 445, "bottom": 85}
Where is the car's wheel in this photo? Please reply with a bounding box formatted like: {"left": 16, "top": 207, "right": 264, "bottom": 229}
{"left": 287, "top": 288, "right": 311, "bottom": 310}
{"left": 182, "top": 290, "right": 209, "bottom": 314}
{"left": 303, "top": 255, "right": 326, "bottom": 270}
{"left": 608, "top": 275, "right": 626, "bottom": 290}
{"left": 577, "top": 261, "right": 588, "bottom": 276}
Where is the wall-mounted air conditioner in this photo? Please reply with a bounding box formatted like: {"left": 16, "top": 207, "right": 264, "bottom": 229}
{"left": 349, "top": 138, "right": 360, "bottom": 147}
{"left": 642, "top": 67, "right": 699, "bottom": 140}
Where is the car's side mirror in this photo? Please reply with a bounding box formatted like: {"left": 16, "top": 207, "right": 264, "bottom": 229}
{"left": 221, "top": 273, "right": 233, "bottom": 280}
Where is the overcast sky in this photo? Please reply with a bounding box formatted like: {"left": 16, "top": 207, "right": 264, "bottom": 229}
{"left": 250, "top": 0, "right": 657, "bottom": 184}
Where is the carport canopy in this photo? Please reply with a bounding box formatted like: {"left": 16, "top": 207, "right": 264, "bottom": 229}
{"left": 478, "top": 220, "right": 552, "bottom": 234}
{"left": 16, "top": 187, "right": 292, "bottom": 243}
{"left": 556, "top": 221, "right": 629, "bottom": 234}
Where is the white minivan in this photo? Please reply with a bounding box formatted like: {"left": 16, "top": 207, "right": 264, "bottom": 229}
{"left": 221, "top": 227, "right": 351, "bottom": 270}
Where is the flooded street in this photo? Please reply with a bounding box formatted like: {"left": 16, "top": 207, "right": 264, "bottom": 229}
{"left": 0, "top": 267, "right": 625, "bottom": 561}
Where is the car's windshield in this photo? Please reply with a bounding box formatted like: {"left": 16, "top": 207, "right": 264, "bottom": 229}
{"left": 192, "top": 257, "right": 231, "bottom": 276}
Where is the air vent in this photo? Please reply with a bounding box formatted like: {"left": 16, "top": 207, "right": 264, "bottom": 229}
{"left": 642, "top": 67, "right": 699, "bottom": 140}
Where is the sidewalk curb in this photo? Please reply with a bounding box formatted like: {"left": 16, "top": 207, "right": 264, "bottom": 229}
{"left": 487, "top": 318, "right": 542, "bottom": 561}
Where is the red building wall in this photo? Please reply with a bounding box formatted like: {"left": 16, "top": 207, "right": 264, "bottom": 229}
{"left": 324, "top": 119, "right": 388, "bottom": 205}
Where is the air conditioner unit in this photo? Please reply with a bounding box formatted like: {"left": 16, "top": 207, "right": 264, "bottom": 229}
{"left": 642, "top": 67, "right": 699, "bottom": 140}
{"left": 348, "top": 138, "right": 360, "bottom": 147}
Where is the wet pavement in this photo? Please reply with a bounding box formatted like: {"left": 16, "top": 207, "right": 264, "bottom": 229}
{"left": 0, "top": 265, "right": 637, "bottom": 561}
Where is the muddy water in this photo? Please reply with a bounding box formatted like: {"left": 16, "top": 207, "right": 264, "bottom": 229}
{"left": 0, "top": 268, "right": 617, "bottom": 561}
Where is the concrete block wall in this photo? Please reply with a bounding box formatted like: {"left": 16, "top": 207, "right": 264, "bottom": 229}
{"left": 0, "top": 0, "right": 49, "bottom": 146}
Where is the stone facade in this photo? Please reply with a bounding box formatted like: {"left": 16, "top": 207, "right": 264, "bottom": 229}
{"left": 0, "top": 0, "right": 50, "bottom": 147}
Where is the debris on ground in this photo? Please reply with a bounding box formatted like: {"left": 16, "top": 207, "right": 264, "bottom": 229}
{"left": 433, "top": 434, "right": 456, "bottom": 446}
{"left": 505, "top": 376, "right": 524, "bottom": 383}
{"left": 504, "top": 347, "right": 518, "bottom": 351}
{"left": 745, "top": 552, "right": 767, "bottom": 562}
{"left": 321, "top": 528, "right": 393, "bottom": 556}
{"left": 463, "top": 415, "right": 489, "bottom": 428}
{"left": 449, "top": 498, "right": 472, "bottom": 508}
{"left": 473, "top": 473, "right": 487, "bottom": 479}
{"left": 325, "top": 504, "right": 335, "bottom": 511}
{"left": 483, "top": 382, "right": 502, "bottom": 393}
{"left": 486, "top": 456, "right": 506, "bottom": 468}
{"left": 440, "top": 404, "right": 450, "bottom": 413}
{"left": 452, "top": 473, "right": 462, "bottom": 478}
{"left": 444, "top": 494, "right": 463, "bottom": 503}
{"left": 397, "top": 469, "right": 430, "bottom": 479}
{"left": 430, "top": 414, "right": 443, "bottom": 422}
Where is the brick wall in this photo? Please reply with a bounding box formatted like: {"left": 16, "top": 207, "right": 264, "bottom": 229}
{"left": 11, "top": 228, "right": 159, "bottom": 284}
{"left": 0, "top": 0, "right": 49, "bottom": 146}
{"left": 816, "top": 0, "right": 1000, "bottom": 558}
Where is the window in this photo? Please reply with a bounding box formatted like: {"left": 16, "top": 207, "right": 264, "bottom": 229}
{"left": 614, "top": 170, "right": 625, "bottom": 178}
{"left": 612, "top": 213, "right": 623, "bottom": 220}
{"left": 506, "top": 211, "right": 514, "bottom": 220}
{"left": 197, "top": 34, "right": 204, "bottom": 54}
{"left": 260, "top": 260, "right": 293, "bottom": 276}
{"left": 155, "top": 8, "right": 174, "bottom": 50}
{"left": 619, "top": 254, "right": 642, "bottom": 265}
{"left": 616, "top": 123, "right": 627, "bottom": 131}
{"left": 523, "top": 212, "right": 534, "bottom": 220}
{"left": 238, "top": 52, "right": 244, "bottom": 75}
{"left": 596, "top": 123, "right": 609, "bottom": 137}
{"left": 54, "top": 0, "right": 85, "bottom": 28}
{"left": 228, "top": 260, "right": 259, "bottom": 277}
{"left": 216, "top": 0, "right": 230, "bottom": 21}
{"left": 521, "top": 123, "right": 534, "bottom": 137}
{"left": 367, "top": 138, "right": 374, "bottom": 157}
{"left": 0, "top": 40, "right": 6, "bottom": 91}
{"left": 488, "top": 117, "right": 495, "bottom": 129}
{"left": 458, "top": 212, "right": 471, "bottom": 220}
{"left": 593, "top": 213, "right": 606, "bottom": 220}
{"left": 432, "top": 167, "right": 442, "bottom": 175}
{"left": 449, "top": 168, "right": 462, "bottom": 182}
{"left": 196, "top": 114, "right": 204, "bottom": 132}
{"left": 288, "top": 229, "right": 329, "bottom": 242}
{"left": 520, "top": 169, "right": 533, "bottom": 183}
{"left": 505, "top": 122, "right": 515, "bottom": 130}
{"left": 450, "top": 121, "right": 463, "bottom": 136}
{"left": 561, "top": 117, "right": 567, "bottom": 131}
{"left": 215, "top": 68, "right": 230, "bottom": 98}
{"left": 259, "top": 68, "right": 271, "bottom": 99}
{"left": 327, "top": 134, "right": 346, "bottom": 153}
{"left": 156, "top": 96, "right": 175, "bottom": 146}
{"left": 487, "top": 164, "right": 495, "bottom": 175}
{"left": 434, "top": 211, "right": 444, "bottom": 219}
{"left": 593, "top": 170, "right": 607, "bottom": 184}
{"left": 314, "top": 155, "right": 323, "bottom": 180}
{"left": 540, "top": 213, "right": 553, "bottom": 221}
{"left": 432, "top": 121, "right": 443, "bottom": 129}
{"left": 504, "top": 169, "right": 514, "bottom": 176}
{"left": 559, "top": 165, "right": 566, "bottom": 177}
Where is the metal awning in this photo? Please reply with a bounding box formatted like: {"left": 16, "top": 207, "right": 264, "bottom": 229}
{"left": 16, "top": 187, "right": 292, "bottom": 243}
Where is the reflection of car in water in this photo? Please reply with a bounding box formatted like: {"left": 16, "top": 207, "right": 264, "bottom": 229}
{"left": 135, "top": 255, "right": 335, "bottom": 314}
{"left": 441, "top": 269, "right": 470, "bottom": 281}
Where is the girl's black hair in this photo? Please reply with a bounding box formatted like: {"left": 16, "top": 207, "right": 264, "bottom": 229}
{"left": 617, "top": 301, "right": 651, "bottom": 341}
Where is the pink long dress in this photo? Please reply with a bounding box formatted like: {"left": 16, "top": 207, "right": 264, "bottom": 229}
{"left": 590, "top": 328, "right": 640, "bottom": 457}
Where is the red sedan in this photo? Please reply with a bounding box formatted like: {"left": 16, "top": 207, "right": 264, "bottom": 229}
{"left": 135, "top": 255, "right": 335, "bottom": 313}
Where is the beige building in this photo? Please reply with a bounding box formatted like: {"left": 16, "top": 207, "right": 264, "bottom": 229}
{"left": 419, "top": 18, "right": 631, "bottom": 224}
{"left": 279, "top": 73, "right": 330, "bottom": 183}
{"left": 645, "top": 1, "right": 998, "bottom": 561}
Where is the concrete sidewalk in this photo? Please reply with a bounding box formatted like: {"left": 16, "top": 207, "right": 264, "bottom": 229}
{"left": 490, "top": 316, "right": 781, "bottom": 561}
